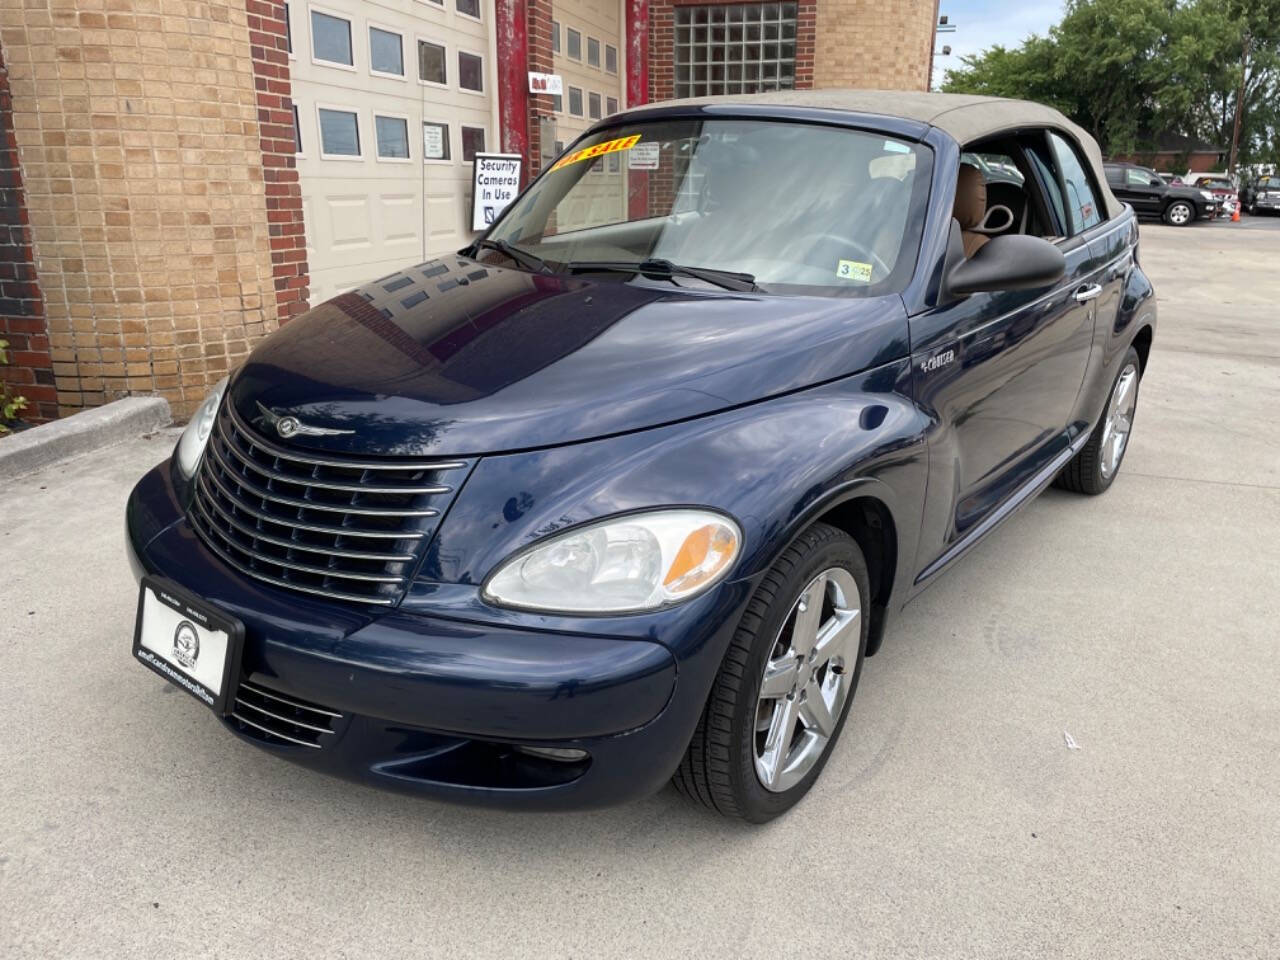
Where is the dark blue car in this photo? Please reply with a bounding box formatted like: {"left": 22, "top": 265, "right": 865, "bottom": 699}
{"left": 126, "top": 91, "right": 1155, "bottom": 822}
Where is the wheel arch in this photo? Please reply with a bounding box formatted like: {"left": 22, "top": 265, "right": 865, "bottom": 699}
{"left": 1131, "top": 323, "right": 1154, "bottom": 375}
{"left": 811, "top": 494, "right": 899, "bottom": 657}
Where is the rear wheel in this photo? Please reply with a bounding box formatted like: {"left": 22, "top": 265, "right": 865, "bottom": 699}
{"left": 1164, "top": 200, "right": 1194, "bottom": 226}
{"left": 1055, "top": 347, "right": 1141, "bottom": 495}
{"left": 672, "top": 522, "right": 869, "bottom": 822}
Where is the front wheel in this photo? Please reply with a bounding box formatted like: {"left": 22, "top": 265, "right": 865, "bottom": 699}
{"left": 1164, "top": 200, "right": 1194, "bottom": 226}
{"left": 672, "top": 522, "right": 869, "bottom": 822}
{"left": 1055, "top": 347, "right": 1142, "bottom": 495}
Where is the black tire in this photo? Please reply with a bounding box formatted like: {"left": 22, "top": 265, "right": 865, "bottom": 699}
{"left": 1164, "top": 200, "right": 1194, "bottom": 226}
{"left": 1055, "top": 346, "right": 1142, "bottom": 495}
{"left": 672, "top": 522, "right": 869, "bottom": 822}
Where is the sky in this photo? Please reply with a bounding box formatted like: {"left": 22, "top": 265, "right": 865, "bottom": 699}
{"left": 931, "top": 0, "right": 1065, "bottom": 89}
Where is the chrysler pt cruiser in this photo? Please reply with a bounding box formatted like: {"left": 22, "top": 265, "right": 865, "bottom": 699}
{"left": 126, "top": 91, "right": 1155, "bottom": 822}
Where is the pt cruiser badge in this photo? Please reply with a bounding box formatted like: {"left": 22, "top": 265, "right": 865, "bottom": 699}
{"left": 126, "top": 91, "right": 1155, "bottom": 822}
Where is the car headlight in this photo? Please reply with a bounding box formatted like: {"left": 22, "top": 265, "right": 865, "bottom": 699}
{"left": 175, "top": 376, "right": 228, "bottom": 480}
{"left": 1200, "top": 190, "right": 1214, "bottom": 201}
{"left": 483, "top": 509, "right": 742, "bottom": 613}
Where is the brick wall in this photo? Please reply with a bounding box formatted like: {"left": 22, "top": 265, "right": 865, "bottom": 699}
{"left": 246, "top": 0, "right": 309, "bottom": 324}
{"left": 812, "top": 0, "right": 933, "bottom": 91}
{"left": 0, "top": 0, "right": 291, "bottom": 419}
{"left": 0, "top": 45, "right": 56, "bottom": 424}
{"left": 527, "top": 0, "right": 556, "bottom": 178}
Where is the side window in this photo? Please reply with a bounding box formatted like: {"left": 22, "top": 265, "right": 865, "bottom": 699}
{"left": 1025, "top": 146, "right": 1068, "bottom": 235}
{"left": 1048, "top": 131, "right": 1104, "bottom": 233}
{"left": 1104, "top": 166, "right": 1123, "bottom": 187}
{"left": 1126, "top": 168, "right": 1154, "bottom": 187}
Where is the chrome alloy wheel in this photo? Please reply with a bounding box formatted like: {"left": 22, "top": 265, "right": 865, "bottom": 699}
{"left": 1100, "top": 362, "right": 1139, "bottom": 479}
{"left": 753, "top": 567, "right": 861, "bottom": 792}
{"left": 1167, "top": 202, "right": 1192, "bottom": 225}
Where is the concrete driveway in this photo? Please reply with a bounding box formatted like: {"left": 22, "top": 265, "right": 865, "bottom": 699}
{"left": 3, "top": 219, "right": 1278, "bottom": 959}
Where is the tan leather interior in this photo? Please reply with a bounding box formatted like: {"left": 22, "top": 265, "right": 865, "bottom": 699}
{"left": 953, "top": 164, "right": 989, "bottom": 258}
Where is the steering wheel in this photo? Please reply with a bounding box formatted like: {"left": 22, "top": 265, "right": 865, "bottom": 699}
{"left": 800, "top": 233, "right": 893, "bottom": 281}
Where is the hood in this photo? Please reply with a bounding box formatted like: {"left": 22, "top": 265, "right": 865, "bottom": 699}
{"left": 230, "top": 255, "right": 908, "bottom": 457}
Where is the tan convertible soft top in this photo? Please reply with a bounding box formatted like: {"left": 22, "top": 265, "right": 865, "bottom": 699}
{"left": 653, "top": 89, "right": 1123, "bottom": 219}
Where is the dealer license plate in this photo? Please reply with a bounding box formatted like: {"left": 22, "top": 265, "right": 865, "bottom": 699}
{"left": 132, "top": 576, "right": 244, "bottom": 715}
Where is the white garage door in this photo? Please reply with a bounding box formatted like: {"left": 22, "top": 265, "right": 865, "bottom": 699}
{"left": 287, "top": 0, "right": 497, "bottom": 305}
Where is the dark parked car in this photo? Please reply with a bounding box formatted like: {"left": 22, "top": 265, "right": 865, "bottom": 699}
{"left": 127, "top": 92, "right": 1156, "bottom": 822}
{"left": 1242, "top": 175, "right": 1280, "bottom": 215}
{"left": 1104, "top": 161, "right": 1217, "bottom": 225}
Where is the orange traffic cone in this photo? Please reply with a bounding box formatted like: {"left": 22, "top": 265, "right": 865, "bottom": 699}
{"left": 1232, "top": 205, "right": 1241, "bottom": 222}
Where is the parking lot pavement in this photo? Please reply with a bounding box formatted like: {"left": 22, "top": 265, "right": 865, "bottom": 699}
{"left": 3, "top": 221, "right": 1278, "bottom": 960}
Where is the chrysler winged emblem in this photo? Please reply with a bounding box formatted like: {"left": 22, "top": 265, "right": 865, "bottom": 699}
{"left": 256, "top": 402, "right": 355, "bottom": 439}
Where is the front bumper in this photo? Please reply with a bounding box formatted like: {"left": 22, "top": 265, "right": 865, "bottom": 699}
{"left": 126, "top": 460, "right": 747, "bottom": 810}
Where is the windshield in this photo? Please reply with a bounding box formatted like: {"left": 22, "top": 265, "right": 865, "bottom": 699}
{"left": 485, "top": 118, "right": 932, "bottom": 295}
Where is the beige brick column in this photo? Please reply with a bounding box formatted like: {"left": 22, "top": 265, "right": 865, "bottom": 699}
{"left": 813, "top": 0, "right": 935, "bottom": 91}
{"left": 0, "top": 0, "right": 286, "bottom": 418}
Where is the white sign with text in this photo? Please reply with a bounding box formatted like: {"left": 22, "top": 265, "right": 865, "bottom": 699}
{"left": 471, "top": 153, "right": 523, "bottom": 231}
{"left": 528, "top": 72, "right": 564, "bottom": 95}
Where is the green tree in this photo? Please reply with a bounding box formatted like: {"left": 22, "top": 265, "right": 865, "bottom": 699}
{"left": 942, "top": 0, "right": 1280, "bottom": 169}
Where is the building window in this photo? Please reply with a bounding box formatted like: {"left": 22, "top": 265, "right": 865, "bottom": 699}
{"left": 587, "top": 37, "right": 600, "bottom": 68}
{"left": 551, "top": 20, "right": 561, "bottom": 54}
{"left": 567, "top": 86, "right": 583, "bottom": 117}
{"left": 418, "top": 40, "right": 447, "bottom": 85}
{"left": 369, "top": 27, "right": 404, "bottom": 76}
{"left": 461, "top": 126, "right": 486, "bottom": 162}
{"left": 566, "top": 28, "right": 581, "bottom": 61}
{"left": 607, "top": 153, "right": 620, "bottom": 173}
{"left": 551, "top": 92, "right": 562, "bottom": 113}
{"left": 285, "top": 2, "right": 293, "bottom": 54}
{"left": 423, "top": 121, "right": 451, "bottom": 161}
{"left": 606, "top": 95, "right": 618, "bottom": 115}
{"left": 588, "top": 91, "right": 601, "bottom": 120}
{"left": 318, "top": 107, "right": 360, "bottom": 157}
{"left": 456, "top": 0, "right": 480, "bottom": 18}
{"left": 292, "top": 103, "right": 302, "bottom": 153}
{"left": 311, "top": 10, "right": 353, "bottom": 67}
{"left": 375, "top": 115, "right": 410, "bottom": 159}
{"left": 459, "top": 51, "right": 484, "bottom": 92}
{"left": 605, "top": 44, "right": 617, "bottom": 74}
{"left": 674, "top": 3, "right": 798, "bottom": 98}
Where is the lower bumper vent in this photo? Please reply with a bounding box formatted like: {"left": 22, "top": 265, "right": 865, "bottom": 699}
{"left": 230, "top": 680, "right": 345, "bottom": 749}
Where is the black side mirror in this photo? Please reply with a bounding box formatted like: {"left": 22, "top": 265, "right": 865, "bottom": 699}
{"left": 943, "top": 227, "right": 1066, "bottom": 298}
{"left": 1149, "top": 178, "right": 1163, "bottom": 187}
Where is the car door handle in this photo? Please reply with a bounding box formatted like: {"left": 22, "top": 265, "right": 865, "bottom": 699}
{"left": 1074, "top": 283, "right": 1103, "bottom": 303}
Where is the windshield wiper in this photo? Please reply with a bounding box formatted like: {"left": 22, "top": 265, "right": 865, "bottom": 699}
{"left": 471, "top": 238, "right": 554, "bottom": 274}
{"left": 564, "top": 258, "right": 757, "bottom": 292}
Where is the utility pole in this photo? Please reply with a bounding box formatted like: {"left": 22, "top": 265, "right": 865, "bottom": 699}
{"left": 1228, "top": 31, "right": 1251, "bottom": 177}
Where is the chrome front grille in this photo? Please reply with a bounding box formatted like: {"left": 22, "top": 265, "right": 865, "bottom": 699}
{"left": 230, "top": 680, "right": 344, "bottom": 749}
{"left": 189, "top": 400, "right": 470, "bottom": 606}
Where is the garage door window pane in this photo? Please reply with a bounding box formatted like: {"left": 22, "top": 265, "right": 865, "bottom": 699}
{"left": 587, "top": 37, "right": 600, "bottom": 68}
{"left": 605, "top": 44, "right": 618, "bottom": 74}
{"left": 675, "top": 3, "right": 797, "bottom": 97}
{"left": 456, "top": 0, "right": 480, "bottom": 17}
{"left": 369, "top": 27, "right": 403, "bottom": 75}
{"left": 318, "top": 108, "right": 360, "bottom": 156}
{"left": 568, "top": 86, "right": 583, "bottom": 116}
{"left": 419, "top": 40, "right": 447, "bottom": 85}
{"left": 375, "top": 116, "right": 409, "bottom": 158}
{"left": 588, "top": 92, "right": 601, "bottom": 120}
{"left": 459, "top": 52, "right": 484, "bottom": 92}
{"left": 567, "top": 28, "right": 581, "bottom": 60}
{"left": 311, "top": 11, "right": 352, "bottom": 66}
{"left": 423, "top": 121, "right": 451, "bottom": 160}
{"left": 461, "top": 126, "right": 485, "bottom": 162}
